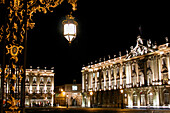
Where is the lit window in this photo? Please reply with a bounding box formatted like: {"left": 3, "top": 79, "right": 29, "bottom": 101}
{"left": 33, "top": 77, "right": 36, "bottom": 83}
{"left": 97, "top": 72, "right": 99, "bottom": 78}
{"left": 93, "top": 73, "right": 95, "bottom": 78}
{"left": 72, "top": 85, "right": 77, "bottom": 91}
{"left": 47, "top": 77, "right": 51, "bottom": 84}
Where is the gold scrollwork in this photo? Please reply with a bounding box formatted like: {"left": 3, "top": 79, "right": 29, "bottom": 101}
{"left": 7, "top": 95, "right": 19, "bottom": 112}
{"left": 27, "top": 0, "right": 65, "bottom": 29}
{"left": 6, "top": 44, "right": 24, "bottom": 63}
{"left": 12, "top": 74, "right": 17, "bottom": 80}
{"left": 68, "top": 0, "right": 77, "bottom": 11}
{"left": 19, "top": 66, "right": 24, "bottom": 82}
{"left": 0, "top": 25, "right": 4, "bottom": 42}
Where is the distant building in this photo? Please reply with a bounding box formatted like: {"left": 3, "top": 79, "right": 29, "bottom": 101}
{"left": 0, "top": 66, "right": 55, "bottom": 107}
{"left": 25, "top": 67, "right": 55, "bottom": 107}
{"left": 82, "top": 36, "right": 170, "bottom": 108}
{"left": 55, "top": 82, "right": 82, "bottom": 106}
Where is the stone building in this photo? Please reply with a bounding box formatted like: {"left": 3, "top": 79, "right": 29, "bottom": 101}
{"left": 55, "top": 82, "right": 82, "bottom": 106}
{"left": 25, "top": 67, "right": 55, "bottom": 107}
{"left": 81, "top": 36, "right": 170, "bottom": 108}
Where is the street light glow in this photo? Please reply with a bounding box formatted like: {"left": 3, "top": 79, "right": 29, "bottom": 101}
{"left": 90, "top": 91, "right": 93, "bottom": 96}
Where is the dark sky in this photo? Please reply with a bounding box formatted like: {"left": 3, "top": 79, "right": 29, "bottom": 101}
{"left": 26, "top": 1, "right": 170, "bottom": 86}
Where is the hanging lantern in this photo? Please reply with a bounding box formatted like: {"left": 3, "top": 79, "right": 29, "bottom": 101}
{"left": 62, "top": 14, "right": 78, "bottom": 44}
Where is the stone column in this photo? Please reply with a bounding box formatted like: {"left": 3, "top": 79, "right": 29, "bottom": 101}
{"left": 158, "top": 56, "right": 162, "bottom": 84}
{"left": 166, "top": 54, "right": 170, "bottom": 84}
{"left": 143, "top": 59, "right": 148, "bottom": 86}
{"left": 113, "top": 66, "right": 117, "bottom": 89}
{"left": 127, "top": 91, "right": 133, "bottom": 107}
{"left": 88, "top": 72, "right": 93, "bottom": 90}
{"left": 82, "top": 71, "right": 85, "bottom": 92}
{"left": 155, "top": 89, "right": 160, "bottom": 106}
{"left": 151, "top": 57, "right": 155, "bottom": 83}
{"left": 108, "top": 69, "right": 111, "bottom": 90}
{"left": 126, "top": 63, "right": 129, "bottom": 86}
{"left": 120, "top": 64, "right": 123, "bottom": 89}
{"left": 135, "top": 61, "right": 139, "bottom": 87}
{"left": 154, "top": 56, "right": 159, "bottom": 83}
{"left": 129, "top": 62, "right": 132, "bottom": 87}
{"left": 137, "top": 90, "right": 140, "bottom": 107}
{"left": 103, "top": 69, "right": 106, "bottom": 91}
{"left": 95, "top": 71, "right": 98, "bottom": 91}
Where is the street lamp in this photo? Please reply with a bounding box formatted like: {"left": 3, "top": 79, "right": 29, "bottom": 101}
{"left": 66, "top": 94, "right": 68, "bottom": 108}
{"left": 62, "top": 14, "right": 78, "bottom": 44}
{"left": 120, "top": 89, "right": 124, "bottom": 109}
{"left": 90, "top": 91, "right": 93, "bottom": 108}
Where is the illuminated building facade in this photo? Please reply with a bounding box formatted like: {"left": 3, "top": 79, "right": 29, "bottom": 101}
{"left": 25, "top": 67, "right": 55, "bottom": 107}
{"left": 81, "top": 36, "right": 170, "bottom": 108}
{"left": 55, "top": 83, "right": 82, "bottom": 106}
{"left": 0, "top": 66, "right": 54, "bottom": 107}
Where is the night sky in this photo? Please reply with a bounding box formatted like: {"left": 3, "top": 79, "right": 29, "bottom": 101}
{"left": 26, "top": 1, "right": 170, "bottom": 86}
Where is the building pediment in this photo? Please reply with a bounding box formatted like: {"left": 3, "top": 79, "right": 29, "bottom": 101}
{"left": 126, "top": 36, "right": 154, "bottom": 59}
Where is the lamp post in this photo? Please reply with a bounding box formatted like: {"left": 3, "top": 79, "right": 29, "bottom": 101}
{"left": 90, "top": 91, "right": 93, "bottom": 108}
{"left": 120, "top": 89, "right": 124, "bottom": 109}
{"left": 0, "top": 0, "right": 78, "bottom": 113}
{"left": 66, "top": 94, "right": 68, "bottom": 108}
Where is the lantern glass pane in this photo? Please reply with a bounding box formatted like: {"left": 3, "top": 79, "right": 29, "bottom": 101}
{"left": 64, "top": 23, "right": 76, "bottom": 35}
{"left": 64, "top": 35, "right": 74, "bottom": 42}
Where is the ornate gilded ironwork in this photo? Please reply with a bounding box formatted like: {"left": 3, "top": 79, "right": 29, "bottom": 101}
{"left": 0, "top": 0, "right": 78, "bottom": 112}
{"left": 6, "top": 44, "right": 24, "bottom": 63}
{"left": 0, "top": 25, "right": 4, "bottom": 42}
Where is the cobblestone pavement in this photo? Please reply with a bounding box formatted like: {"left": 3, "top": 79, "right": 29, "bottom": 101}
{"left": 25, "top": 107, "right": 170, "bottom": 113}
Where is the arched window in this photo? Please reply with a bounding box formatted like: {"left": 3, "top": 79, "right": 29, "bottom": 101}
{"left": 164, "top": 89, "right": 169, "bottom": 105}
{"left": 139, "top": 71, "right": 144, "bottom": 86}
{"left": 140, "top": 93, "right": 145, "bottom": 106}
{"left": 147, "top": 68, "right": 152, "bottom": 86}
{"left": 25, "top": 76, "right": 29, "bottom": 83}
{"left": 40, "top": 77, "right": 44, "bottom": 84}
{"left": 133, "top": 93, "right": 137, "bottom": 106}
{"left": 33, "top": 77, "right": 36, "bottom": 84}
{"left": 47, "top": 77, "right": 51, "bottom": 84}
{"left": 132, "top": 73, "right": 137, "bottom": 87}
{"left": 148, "top": 92, "right": 153, "bottom": 106}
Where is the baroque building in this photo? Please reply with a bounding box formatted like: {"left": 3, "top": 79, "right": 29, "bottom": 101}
{"left": 25, "top": 67, "right": 55, "bottom": 107}
{"left": 81, "top": 36, "right": 170, "bottom": 108}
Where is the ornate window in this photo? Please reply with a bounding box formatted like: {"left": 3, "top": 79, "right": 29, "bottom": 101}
{"left": 164, "top": 90, "right": 169, "bottom": 105}
{"left": 133, "top": 93, "right": 137, "bottom": 106}
{"left": 40, "top": 77, "right": 44, "bottom": 84}
{"left": 25, "top": 76, "right": 29, "bottom": 83}
{"left": 147, "top": 68, "right": 152, "bottom": 86}
{"left": 106, "top": 70, "right": 108, "bottom": 78}
{"left": 140, "top": 94, "right": 146, "bottom": 106}
{"left": 139, "top": 71, "right": 144, "bottom": 86}
{"left": 33, "top": 77, "right": 36, "bottom": 84}
{"left": 116, "top": 68, "right": 120, "bottom": 79}
{"left": 148, "top": 92, "right": 153, "bottom": 106}
{"left": 47, "top": 77, "right": 51, "bottom": 84}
